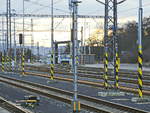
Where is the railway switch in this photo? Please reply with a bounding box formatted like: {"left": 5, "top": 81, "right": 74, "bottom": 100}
{"left": 17, "top": 95, "right": 40, "bottom": 108}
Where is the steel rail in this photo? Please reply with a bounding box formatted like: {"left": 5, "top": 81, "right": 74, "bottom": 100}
{"left": 0, "top": 75, "right": 149, "bottom": 113}
{"left": 24, "top": 71, "right": 150, "bottom": 96}
{"left": 0, "top": 96, "right": 32, "bottom": 113}
{"left": 25, "top": 66, "right": 150, "bottom": 87}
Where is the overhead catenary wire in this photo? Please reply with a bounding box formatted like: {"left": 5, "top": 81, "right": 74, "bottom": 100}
{"left": 79, "top": 2, "right": 150, "bottom": 17}
{"left": 26, "top": 0, "right": 70, "bottom": 14}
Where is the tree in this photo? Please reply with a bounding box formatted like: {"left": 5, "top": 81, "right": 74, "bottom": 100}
{"left": 86, "top": 29, "right": 103, "bottom": 46}
{"left": 118, "top": 21, "right": 138, "bottom": 53}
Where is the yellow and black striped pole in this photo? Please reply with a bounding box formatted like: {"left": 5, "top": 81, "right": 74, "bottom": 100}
{"left": 115, "top": 53, "right": 119, "bottom": 89}
{"left": 22, "top": 54, "right": 25, "bottom": 75}
{"left": 13, "top": 57, "right": 16, "bottom": 72}
{"left": 5, "top": 56, "right": 7, "bottom": 72}
{"left": 19, "top": 51, "right": 22, "bottom": 73}
{"left": 103, "top": 1, "right": 109, "bottom": 90}
{"left": 76, "top": 56, "right": 79, "bottom": 65}
{"left": 104, "top": 52, "right": 108, "bottom": 89}
{"left": 137, "top": 0, "right": 143, "bottom": 98}
{"left": 138, "top": 46, "right": 143, "bottom": 98}
{"left": 113, "top": 0, "right": 119, "bottom": 90}
{"left": 9, "top": 56, "right": 12, "bottom": 72}
{"left": 1, "top": 55, "right": 4, "bottom": 72}
{"left": 50, "top": 0, "right": 54, "bottom": 81}
{"left": 6, "top": 56, "right": 9, "bottom": 72}
{"left": 50, "top": 53, "right": 54, "bottom": 80}
{"left": 14, "top": 56, "right": 17, "bottom": 72}
{"left": 73, "top": 101, "right": 80, "bottom": 112}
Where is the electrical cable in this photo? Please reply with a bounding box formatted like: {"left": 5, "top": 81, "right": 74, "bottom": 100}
{"left": 28, "top": 1, "right": 70, "bottom": 14}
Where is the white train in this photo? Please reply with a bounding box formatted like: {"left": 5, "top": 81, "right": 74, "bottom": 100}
{"left": 58, "top": 54, "right": 72, "bottom": 65}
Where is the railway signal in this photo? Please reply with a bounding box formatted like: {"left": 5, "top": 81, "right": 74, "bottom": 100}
{"left": 19, "top": 33, "right": 25, "bottom": 75}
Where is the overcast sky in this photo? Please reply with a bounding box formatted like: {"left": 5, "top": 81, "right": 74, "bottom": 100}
{"left": 0, "top": 0, "right": 150, "bottom": 20}
{"left": 1, "top": 0, "right": 150, "bottom": 47}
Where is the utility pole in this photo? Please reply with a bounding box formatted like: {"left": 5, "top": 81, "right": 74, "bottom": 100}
{"left": 6, "top": 0, "right": 12, "bottom": 72}
{"left": 9, "top": 0, "right": 11, "bottom": 49}
{"left": 13, "top": 11, "right": 16, "bottom": 71}
{"left": 37, "top": 42, "right": 39, "bottom": 62}
{"left": 6, "top": 0, "right": 12, "bottom": 50}
{"left": 83, "top": 20, "right": 86, "bottom": 55}
{"left": 1, "top": 14, "right": 5, "bottom": 72}
{"left": 51, "top": 0, "right": 54, "bottom": 62}
{"left": 113, "top": 0, "right": 126, "bottom": 89}
{"left": 96, "top": 0, "right": 126, "bottom": 90}
{"left": 31, "top": 18, "right": 34, "bottom": 63}
{"left": 81, "top": 26, "right": 83, "bottom": 53}
{"left": 104, "top": 0, "right": 109, "bottom": 89}
{"left": 6, "top": 0, "right": 10, "bottom": 53}
{"left": 132, "top": 0, "right": 150, "bottom": 102}
{"left": 2, "top": 14, "right": 5, "bottom": 54}
{"left": 96, "top": 0, "right": 114, "bottom": 89}
{"left": 81, "top": 26, "right": 83, "bottom": 64}
{"left": 72, "top": 0, "right": 81, "bottom": 112}
{"left": 137, "top": 0, "right": 143, "bottom": 98}
{"left": 113, "top": 0, "right": 119, "bottom": 89}
{"left": 88, "top": 24, "right": 91, "bottom": 54}
{"left": 4, "top": 33, "right": 7, "bottom": 56}
{"left": 22, "top": 0, "right": 25, "bottom": 75}
{"left": 50, "top": 0, "right": 55, "bottom": 80}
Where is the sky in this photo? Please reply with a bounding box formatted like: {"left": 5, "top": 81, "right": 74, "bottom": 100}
{"left": 1, "top": 0, "right": 150, "bottom": 47}
{"left": 0, "top": 0, "right": 150, "bottom": 19}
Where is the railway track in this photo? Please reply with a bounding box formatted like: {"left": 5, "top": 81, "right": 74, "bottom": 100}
{"left": 24, "top": 71, "right": 150, "bottom": 96}
{"left": 24, "top": 65, "right": 150, "bottom": 91}
{"left": 25, "top": 64, "right": 150, "bottom": 80}
{"left": 32, "top": 64, "right": 150, "bottom": 75}
{"left": 0, "top": 96, "right": 31, "bottom": 113}
{"left": 0, "top": 75, "right": 149, "bottom": 113}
